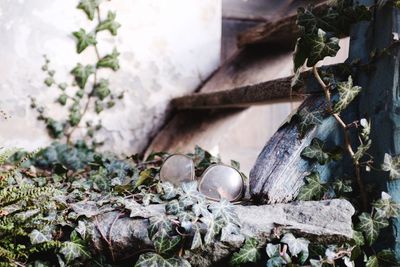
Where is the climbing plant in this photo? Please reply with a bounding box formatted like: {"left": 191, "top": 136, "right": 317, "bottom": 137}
{"left": 30, "top": 0, "right": 123, "bottom": 146}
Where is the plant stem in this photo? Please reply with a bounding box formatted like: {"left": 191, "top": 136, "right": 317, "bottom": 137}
{"left": 66, "top": 9, "right": 102, "bottom": 144}
{"left": 312, "top": 66, "right": 368, "bottom": 210}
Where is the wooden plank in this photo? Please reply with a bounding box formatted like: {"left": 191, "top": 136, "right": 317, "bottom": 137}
{"left": 172, "top": 64, "right": 343, "bottom": 110}
{"left": 237, "top": 1, "right": 329, "bottom": 48}
{"left": 351, "top": 0, "right": 400, "bottom": 256}
{"left": 221, "top": 19, "right": 260, "bottom": 62}
{"left": 249, "top": 95, "right": 345, "bottom": 203}
{"left": 172, "top": 74, "right": 308, "bottom": 109}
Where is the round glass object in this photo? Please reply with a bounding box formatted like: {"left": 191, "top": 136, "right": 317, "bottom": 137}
{"left": 159, "top": 154, "right": 194, "bottom": 186}
{"left": 199, "top": 165, "right": 243, "bottom": 201}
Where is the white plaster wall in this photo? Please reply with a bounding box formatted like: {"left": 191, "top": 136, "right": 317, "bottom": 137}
{"left": 0, "top": 0, "right": 221, "bottom": 154}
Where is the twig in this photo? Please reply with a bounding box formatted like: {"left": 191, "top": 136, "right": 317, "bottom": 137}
{"left": 312, "top": 65, "right": 368, "bottom": 210}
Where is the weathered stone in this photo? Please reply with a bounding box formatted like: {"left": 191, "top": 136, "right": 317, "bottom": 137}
{"left": 89, "top": 199, "right": 354, "bottom": 265}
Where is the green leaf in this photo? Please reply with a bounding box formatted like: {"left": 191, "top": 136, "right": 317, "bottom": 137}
{"left": 160, "top": 182, "right": 178, "bottom": 200}
{"left": 46, "top": 119, "right": 65, "bottom": 139}
{"left": 333, "top": 76, "right": 362, "bottom": 113}
{"left": 29, "top": 230, "right": 50, "bottom": 244}
{"left": 96, "top": 48, "right": 120, "bottom": 71}
{"left": 376, "top": 249, "right": 398, "bottom": 266}
{"left": 60, "top": 241, "right": 88, "bottom": 263}
{"left": 96, "top": 11, "right": 121, "bottom": 36}
{"left": 69, "top": 110, "right": 81, "bottom": 127}
{"left": 135, "top": 253, "right": 190, "bottom": 267}
{"left": 353, "top": 140, "right": 371, "bottom": 162}
{"left": 267, "top": 257, "right": 287, "bottom": 267}
{"left": 357, "top": 212, "right": 389, "bottom": 245}
{"left": 209, "top": 198, "right": 239, "bottom": 225}
{"left": 57, "top": 93, "right": 68, "bottom": 106}
{"left": 230, "top": 238, "right": 260, "bottom": 266}
{"left": 366, "top": 255, "right": 378, "bottom": 267}
{"left": 301, "top": 138, "right": 330, "bottom": 164}
{"left": 373, "top": 192, "right": 400, "bottom": 218}
{"left": 73, "top": 28, "right": 97, "bottom": 53}
{"left": 148, "top": 216, "right": 173, "bottom": 239}
{"left": 382, "top": 153, "right": 400, "bottom": 180}
{"left": 191, "top": 229, "right": 202, "bottom": 250}
{"left": 297, "top": 172, "right": 325, "bottom": 201}
{"left": 165, "top": 200, "right": 183, "bottom": 215}
{"left": 44, "top": 77, "right": 55, "bottom": 87}
{"left": 352, "top": 231, "right": 365, "bottom": 246}
{"left": 281, "top": 233, "right": 309, "bottom": 260}
{"left": 332, "top": 178, "right": 352, "bottom": 195}
{"left": 301, "top": 138, "right": 341, "bottom": 164}
{"left": 77, "top": 0, "right": 99, "bottom": 20}
{"left": 93, "top": 79, "right": 111, "bottom": 100}
{"left": 307, "top": 29, "right": 340, "bottom": 67}
{"left": 360, "top": 118, "right": 371, "bottom": 142}
{"left": 152, "top": 229, "right": 181, "bottom": 256}
{"left": 71, "top": 64, "right": 94, "bottom": 89}
{"left": 201, "top": 216, "right": 225, "bottom": 245}
{"left": 296, "top": 108, "right": 323, "bottom": 138}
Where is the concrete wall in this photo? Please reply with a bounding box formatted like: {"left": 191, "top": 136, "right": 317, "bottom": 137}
{"left": 0, "top": 0, "right": 221, "bottom": 154}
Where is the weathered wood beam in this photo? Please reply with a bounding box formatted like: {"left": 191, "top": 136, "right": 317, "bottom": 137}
{"left": 249, "top": 95, "right": 345, "bottom": 203}
{"left": 88, "top": 199, "right": 354, "bottom": 266}
{"left": 351, "top": 0, "right": 400, "bottom": 257}
{"left": 171, "top": 64, "right": 342, "bottom": 110}
{"left": 237, "top": 2, "right": 330, "bottom": 48}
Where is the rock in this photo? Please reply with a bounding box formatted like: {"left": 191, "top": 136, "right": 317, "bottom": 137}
{"left": 88, "top": 199, "right": 354, "bottom": 265}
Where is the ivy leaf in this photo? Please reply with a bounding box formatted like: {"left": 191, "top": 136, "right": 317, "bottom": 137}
{"left": 57, "top": 94, "right": 68, "bottom": 106}
{"left": 96, "top": 48, "right": 120, "bottom": 71}
{"left": 357, "top": 212, "right": 389, "bottom": 245}
{"left": 308, "top": 29, "right": 340, "bottom": 67}
{"left": 29, "top": 230, "right": 50, "bottom": 244}
{"left": 301, "top": 138, "right": 330, "bottom": 164}
{"left": 333, "top": 76, "right": 362, "bottom": 113}
{"left": 44, "top": 77, "right": 55, "bottom": 87}
{"left": 152, "top": 229, "right": 181, "bottom": 256}
{"left": 296, "top": 108, "right": 323, "bottom": 138}
{"left": 60, "top": 241, "right": 88, "bottom": 263}
{"left": 77, "top": 0, "right": 99, "bottom": 20}
{"left": 364, "top": 250, "right": 396, "bottom": 266}
{"left": 220, "top": 222, "right": 240, "bottom": 242}
{"left": 135, "top": 253, "right": 190, "bottom": 267}
{"left": 382, "top": 153, "right": 400, "bottom": 180}
{"left": 373, "top": 192, "right": 400, "bottom": 218}
{"left": 71, "top": 64, "right": 94, "bottom": 89}
{"left": 191, "top": 229, "right": 203, "bottom": 250}
{"left": 93, "top": 79, "right": 111, "bottom": 100}
{"left": 165, "top": 200, "right": 183, "bottom": 215}
{"left": 281, "top": 233, "right": 309, "bottom": 261}
{"left": 353, "top": 140, "right": 371, "bottom": 162}
{"left": 73, "top": 28, "right": 97, "bottom": 53}
{"left": 179, "top": 181, "right": 204, "bottom": 208}
{"left": 360, "top": 118, "right": 371, "bottom": 142}
{"left": 376, "top": 249, "right": 398, "bottom": 266}
{"left": 332, "top": 179, "right": 352, "bottom": 195}
{"left": 266, "top": 245, "right": 290, "bottom": 267}
{"left": 230, "top": 238, "right": 260, "bottom": 266}
{"left": 366, "top": 255, "right": 378, "bottom": 267}
{"left": 160, "top": 182, "right": 178, "bottom": 200}
{"left": 148, "top": 216, "right": 173, "bottom": 239}
{"left": 201, "top": 216, "right": 225, "bottom": 245}
{"left": 96, "top": 11, "right": 121, "bottom": 36}
{"left": 352, "top": 230, "right": 365, "bottom": 246}
{"left": 192, "top": 202, "right": 210, "bottom": 218}
{"left": 69, "top": 110, "right": 81, "bottom": 127}
{"left": 209, "top": 198, "right": 239, "bottom": 225}
{"left": 297, "top": 172, "right": 325, "bottom": 201}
